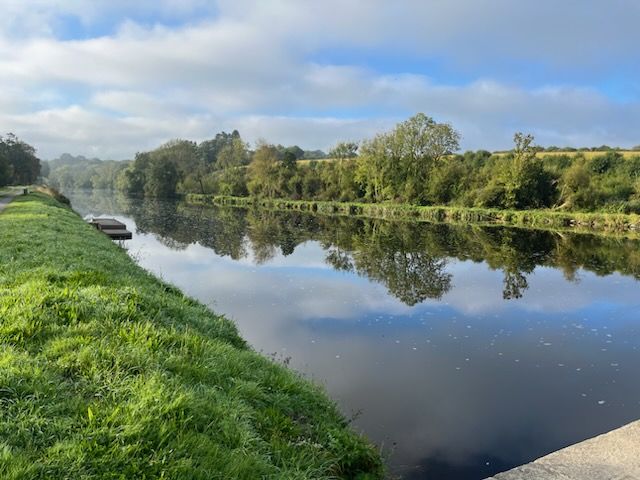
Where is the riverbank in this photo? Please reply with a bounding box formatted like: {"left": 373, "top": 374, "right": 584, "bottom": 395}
{"left": 187, "top": 194, "right": 640, "bottom": 235}
{"left": 0, "top": 192, "right": 383, "bottom": 479}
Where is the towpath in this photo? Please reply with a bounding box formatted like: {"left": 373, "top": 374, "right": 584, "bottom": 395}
{"left": 0, "top": 189, "right": 18, "bottom": 213}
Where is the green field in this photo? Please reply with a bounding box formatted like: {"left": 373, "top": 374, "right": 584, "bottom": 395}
{"left": 298, "top": 150, "right": 640, "bottom": 164}
{"left": 0, "top": 193, "right": 383, "bottom": 479}
{"left": 504, "top": 150, "right": 640, "bottom": 160}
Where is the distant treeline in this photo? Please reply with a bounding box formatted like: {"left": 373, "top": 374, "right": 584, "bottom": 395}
{"left": 498, "top": 144, "right": 640, "bottom": 154}
{"left": 0, "top": 134, "right": 41, "bottom": 186}
{"left": 45, "top": 113, "right": 640, "bottom": 213}
{"left": 45, "top": 131, "right": 326, "bottom": 196}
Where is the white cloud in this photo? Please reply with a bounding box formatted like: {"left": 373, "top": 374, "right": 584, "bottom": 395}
{"left": 0, "top": 1, "right": 638, "bottom": 158}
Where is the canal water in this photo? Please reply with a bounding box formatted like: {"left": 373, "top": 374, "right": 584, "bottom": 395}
{"left": 69, "top": 190, "right": 640, "bottom": 479}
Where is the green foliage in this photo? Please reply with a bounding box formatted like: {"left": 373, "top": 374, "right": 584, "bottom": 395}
{"left": 329, "top": 142, "right": 359, "bottom": 160}
{"left": 0, "top": 134, "right": 41, "bottom": 186}
{"left": 356, "top": 133, "right": 392, "bottom": 202}
{"left": 487, "top": 133, "right": 556, "bottom": 209}
{"left": 0, "top": 193, "right": 383, "bottom": 479}
{"left": 216, "top": 137, "right": 250, "bottom": 170}
{"left": 46, "top": 154, "right": 130, "bottom": 192}
{"left": 217, "top": 167, "right": 248, "bottom": 197}
{"left": 144, "top": 156, "right": 179, "bottom": 198}
{"left": 302, "top": 149, "right": 328, "bottom": 160}
{"left": 282, "top": 145, "right": 305, "bottom": 160}
{"left": 248, "top": 144, "right": 281, "bottom": 198}
{"left": 559, "top": 159, "right": 593, "bottom": 209}
{"left": 0, "top": 155, "right": 11, "bottom": 186}
{"left": 427, "top": 156, "right": 468, "bottom": 204}
{"left": 588, "top": 150, "right": 622, "bottom": 174}
{"left": 37, "top": 113, "right": 640, "bottom": 214}
{"left": 197, "top": 130, "right": 241, "bottom": 168}
{"left": 189, "top": 194, "right": 640, "bottom": 236}
{"left": 356, "top": 113, "right": 461, "bottom": 204}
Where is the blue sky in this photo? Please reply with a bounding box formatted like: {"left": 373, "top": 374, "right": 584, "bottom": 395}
{"left": 0, "top": 0, "right": 639, "bottom": 159}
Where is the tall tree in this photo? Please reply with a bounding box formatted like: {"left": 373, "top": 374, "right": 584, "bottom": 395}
{"left": 395, "top": 113, "right": 460, "bottom": 203}
{"left": 357, "top": 114, "right": 460, "bottom": 204}
{"left": 0, "top": 155, "right": 11, "bottom": 186}
{"left": 0, "top": 134, "right": 41, "bottom": 185}
{"left": 500, "top": 133, "right": 556, "bottom": 209}
{"left": 145, "top": 157, "right": 179, "bottom": 198}
{"left": 357, "top": 133, "right": 394, "bottom": 202}
{"left": 329, "top": 142, "right": 359, "bottom": 161}
{"left": 197, "top": 130, "right": 240, "bottom": 168}
{"left": 248, "top": 144, "right": 281, "bottom": 198}
{"left": 217, "top": 137, "right": 249, "bottom": 169}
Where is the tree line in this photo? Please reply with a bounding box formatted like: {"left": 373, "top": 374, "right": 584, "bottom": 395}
{"left": 0, "top": 134, "right": 41, "bottom": 187}
{"left": 45, "top": 113, "right": 640, "bottom": 213}
{"left": 45, "top": 131, "right": 326, "bottom": 197}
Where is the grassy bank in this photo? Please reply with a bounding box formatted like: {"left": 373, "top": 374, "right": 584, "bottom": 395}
{"left": 187, "top": 194, "right": 640, "bottom": 234}
{"left": 0, "top": 193, "right": 383, "bottom": 479}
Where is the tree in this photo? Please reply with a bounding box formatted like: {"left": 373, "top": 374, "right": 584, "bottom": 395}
{"left": 329, "top": 142, "right": 360, "bottom": 200}
{"left": 218, "top": 167, "right": 248, "bottom": 197}
{"left": 117, "top": 153, "right": 149, "bottom": 195}
{"left": 248, "top": 143, "right": 281, "bottom": 198}
{"left": 356, "top": 113, "right": 460, "bottom": 204}
{"left": 217, "top": 137, "right": 249, "bottom": 169}
{"left": 558, "top": 160, "right": 592, "bottom": 209}
{"left": 329, "top": 142, "right": 358, "bottom": 160}
{"left": 0, "top": 155, "right": 11, "bottom": 186}
{"left": 357, "top": 133, "right": 395, "bottom": 202}
{"left": 395, "top": 113, "right": 460, "bottom": 203}
{"left": 145, "top": 157, "right": 179, "bottom": 198}
{"left": 285, "top": 145, "right": 304, "bottom": 160}
{"left": 197, "top": 130, "right": 241, "bottom": 168}
{"left": 499, "top": 133, "right": 556, "bottom": 209}
{"left": 0, "top": 134, "right": 41, "bottom": 185}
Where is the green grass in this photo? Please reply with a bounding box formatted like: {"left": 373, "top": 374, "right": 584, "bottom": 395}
{"left": 0, "top": 193, "right": 383, "bottom": 479}
{"left": 187, "top": 195, "right": 640, "bottom": 236}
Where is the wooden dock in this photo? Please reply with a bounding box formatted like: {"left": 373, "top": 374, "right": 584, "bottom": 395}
{"left": 89, "top": 218, "right": 132, "bottom": 240}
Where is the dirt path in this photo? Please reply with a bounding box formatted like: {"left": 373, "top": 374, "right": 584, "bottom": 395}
{"left": 0, "top": 190, "right": 18, "bottom": 213}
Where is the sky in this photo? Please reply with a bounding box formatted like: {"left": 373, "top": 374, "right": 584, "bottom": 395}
{"left": 0, "top": 0, "right": 639, "bottom": 160}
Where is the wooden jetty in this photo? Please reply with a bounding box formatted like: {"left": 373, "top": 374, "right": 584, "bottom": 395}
{"left": 89, "top": 218, "right": 132, "bottom": 240}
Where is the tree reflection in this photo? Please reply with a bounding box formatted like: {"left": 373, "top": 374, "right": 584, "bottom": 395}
{"left": 71, "top": 191, "right": 640, "bottom": 306}
{"left": 325, "top": 247, "right": 354, "bottom": 272}
{"left": 350, "top": 222, "right": 452, "bottom": 304}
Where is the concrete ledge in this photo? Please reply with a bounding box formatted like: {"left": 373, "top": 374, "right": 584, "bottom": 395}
{"left": 487, "top": 420, "right": 640, "bottom": 480}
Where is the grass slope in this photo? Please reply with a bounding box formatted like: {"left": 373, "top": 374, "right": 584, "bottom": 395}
{"left": 0, "top": 193, "right": 383, "bottom": 479}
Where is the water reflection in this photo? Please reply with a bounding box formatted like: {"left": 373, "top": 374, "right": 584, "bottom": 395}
{"left": 69, "top": 190, "right": 640, "bottom": 479}
{"left": 73, "top": 191, "right": 640, "bottom": 305}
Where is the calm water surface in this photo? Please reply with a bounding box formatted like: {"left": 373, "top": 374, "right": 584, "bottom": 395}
{"left": 69, "top": 191, "right": 640, "bottom": 479}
